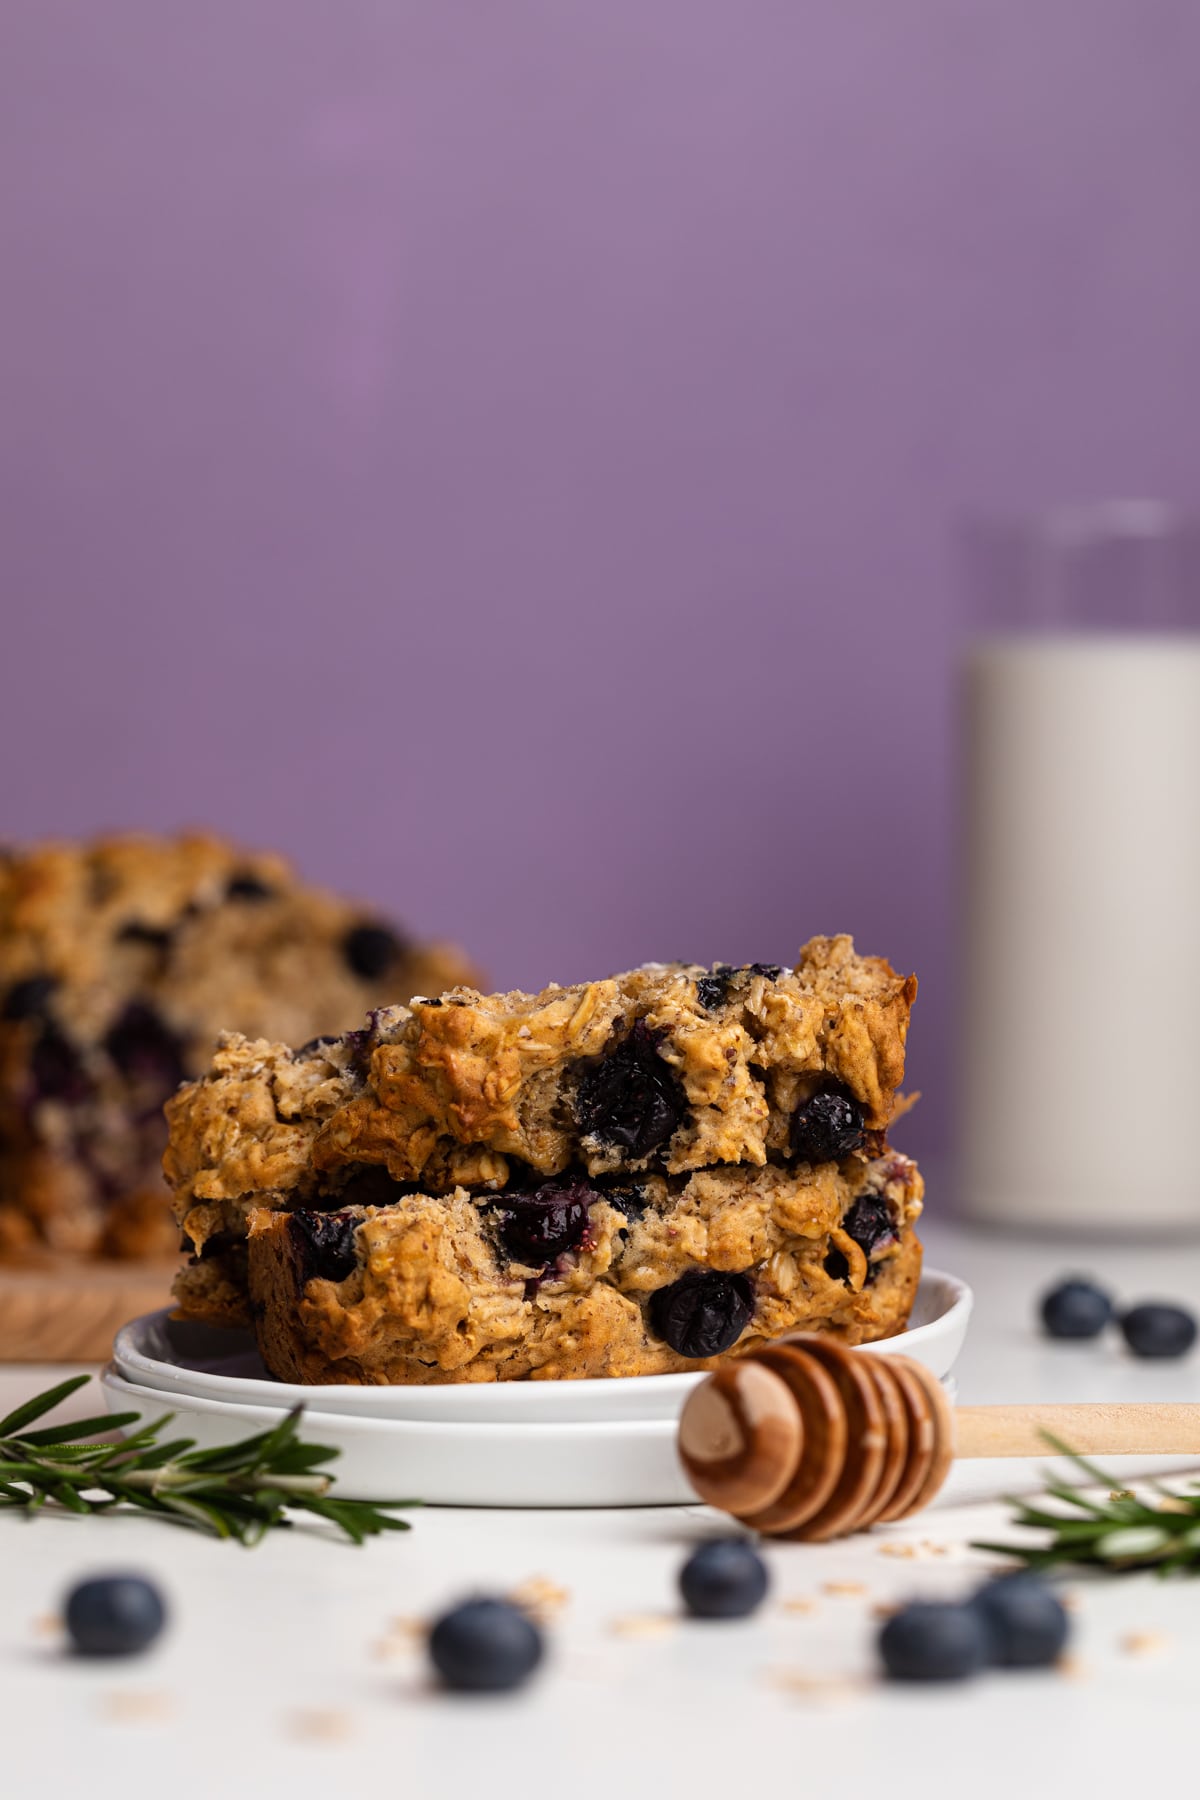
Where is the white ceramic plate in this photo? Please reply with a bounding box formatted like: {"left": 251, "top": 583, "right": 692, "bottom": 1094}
{"left": 111, "top": 1267, "right": 972, "bottom": 1426}
{"left": 100, "top": 1269, "right": 972, "bottom": 1507}
{"left": 98, "top": 1365, "right": 697, "bottom": 1507}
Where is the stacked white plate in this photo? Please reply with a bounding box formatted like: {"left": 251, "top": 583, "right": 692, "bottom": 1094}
{"left": 101, "top": 1268, "right": 973, "bottom": 1507}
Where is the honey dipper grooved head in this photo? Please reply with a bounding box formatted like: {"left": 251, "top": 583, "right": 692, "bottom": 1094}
{"left": 677, "top": 1360, "right": 802, "bottom": 1515}
{"left": 676, "top": 1341, "right": 955, "bottom": 1541}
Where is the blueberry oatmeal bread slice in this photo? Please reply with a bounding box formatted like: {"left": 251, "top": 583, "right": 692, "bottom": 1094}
{"left": 165, "top": 935, "right": 915, "bottom": 1239}
{"left": 246, "top": 1153, "right": 924, "bottom": 1383}
{"left": 0, "top": 833, "right": 479, "bottom": 1258}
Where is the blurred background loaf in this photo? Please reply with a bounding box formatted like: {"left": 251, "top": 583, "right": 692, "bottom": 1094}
{"left": 0, "top": 833, "right": 479, "bottom": 1259}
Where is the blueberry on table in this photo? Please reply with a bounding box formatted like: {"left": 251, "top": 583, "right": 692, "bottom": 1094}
{"left": 1039, "top": 1277, "right": 1114, "bottom": 1341}
{"left": 971, "top": 1574, "right": 1070, "bottom": 1669}
{"left": 64, "top": 1574, "right": 167, "bottom": 1657}
{"left": 428, "top": 1598, "right": 544, "bottom": 1693}
{"left": 878, "top": 1601, "right": 991, "bottom": 1683}
{"left": 1119, "top": 1302, "right": 1198, "bottom": 1359}
{"left": 679, "top": 1539, "right": 769, "bottom": 1619}
{"left": 790, "top": 1086, "right": 865, "bottom": 1164}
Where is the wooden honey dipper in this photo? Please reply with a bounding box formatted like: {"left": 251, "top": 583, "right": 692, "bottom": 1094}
{"left": 677, "top": 1335, "right": 1200, "bottom": 1542}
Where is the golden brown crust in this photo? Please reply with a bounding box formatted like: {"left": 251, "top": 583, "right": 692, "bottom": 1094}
{"left": 0, "top": 832, "right": 480, "bottom": 1258}
{"left": 164, "top": 937, "right": 917, "bottom": 1248}
{"left": 244, "top": 1153, "right": 924, "bottom": 1384}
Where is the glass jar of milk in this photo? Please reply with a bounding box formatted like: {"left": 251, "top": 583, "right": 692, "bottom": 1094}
{"left": 959, "top": 503, "right": 1200, "bottom": 1232}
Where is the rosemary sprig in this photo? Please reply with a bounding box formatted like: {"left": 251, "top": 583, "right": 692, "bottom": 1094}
{"left": 974, "top": 1434, "right": 1200, "bottom": 1576}
{"left": 0, "top": 1376, "right": 416, "bottom": 1545}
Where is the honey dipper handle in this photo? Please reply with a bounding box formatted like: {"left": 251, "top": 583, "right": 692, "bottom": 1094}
{"left": 954, "top": 1402, "right": 1200, "bottom": 1459}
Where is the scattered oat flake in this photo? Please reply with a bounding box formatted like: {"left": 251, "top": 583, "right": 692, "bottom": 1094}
{"left": 30, "top": 1613, "right": 62, "bottom": 1637}
{"left": 385, "top": 1615, "right": 426, "bottom": 1640}
{"left": 1120, "top": 1631, "right": 1168, "bottom": 1658}
{"left": 878, "top": 1542, "right": 920, "bottom": 1558}
{"left": 610, "top": 1614, "right": 675, "bottom": 1640}
{"left": 781, "top": 1598, "right": 817, "bottom": 1615}
{"left": 1059, "top": 1591, "right": 1081, "bottom": 1613}
{"left": 1109, "top": 1489, "right": 1137, "bottom": 1502}
{"left": 289, "top": 1708, "right": 354, "bottom": 1743}
{"left": 822, "top": 1581, "right": 868, "bottom": 1597}
{"left": 768, "top": 1668, "right": 863, "bottom": 1705}
{"left": 100, "top": 1691, "right": 174, "bottom": 1724}
{"left": 871, "top": 1602, "right": 900, "bottom": 1621}
{"left": 510, "top": 1576, "right": 570, "bottom": 1620}
{"left": 1056, "top": 1653, "right": 1091, "bottom": 1682}
{"left": 918, "top": 1540, "right": 952, "bottom": 1557}
{"left": 1158, "top": 1496, "right": 1192, "bottom": 1515}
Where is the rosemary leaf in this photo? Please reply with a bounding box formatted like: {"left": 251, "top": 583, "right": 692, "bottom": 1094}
{"left": 0, "top": 1376, "right": 416, "bottom": 1545}
{"left": 0, "top": 1375, "right": 92, "bottom": 1438}
{"left": 974, "top": 1436, "right": 1200, "bottom": 1576}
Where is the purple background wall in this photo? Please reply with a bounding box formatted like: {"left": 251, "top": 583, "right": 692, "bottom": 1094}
{"left": 3, "top": 2, "right": 1200, "bottom": 1158}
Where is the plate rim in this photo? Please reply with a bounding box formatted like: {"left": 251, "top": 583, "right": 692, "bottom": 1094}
{"left": 101, "top": 1364, "right": 688, "bottom": 1441}
{"left": 111, "top": 1265, "right": 972, "bottom": 1422}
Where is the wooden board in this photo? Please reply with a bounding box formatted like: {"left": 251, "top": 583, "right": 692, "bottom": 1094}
{"left": 0, "top": 1256, "right": 179, "bottom": 1362}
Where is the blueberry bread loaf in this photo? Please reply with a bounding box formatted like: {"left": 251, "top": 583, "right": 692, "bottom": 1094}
{"left": 247, "top": 1154, "right": 923, "bottom": 1384}
{"left": 0, "top": 834, "right": 479, "bottom": 1258}
{"left": 166, "top": 936, "right": 914, "bottom": 1230}
{"left": 163, "top": 937, "right": 921, "bottom": 1372}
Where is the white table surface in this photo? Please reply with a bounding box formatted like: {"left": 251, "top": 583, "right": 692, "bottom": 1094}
{"left": 5, "top": 1216, "right": 1200, "bottom": 1800}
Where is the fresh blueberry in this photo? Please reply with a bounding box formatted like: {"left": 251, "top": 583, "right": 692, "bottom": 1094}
{"left": 679, "top": 1539, "right": 769, "bottom": 1619}
{"left": 342, "top": 922, "right": 404, "bottom": 980}
{"left": 878, "top": 1601, "right": 991, "bottom": 1683}
{"left": 573, "top": 1021, "right": 688, "bottom": 1160}
{"left": 648, "top": 1269, "right": 754, "bottom": 1358}
{"left": 289, "top": 1211, "right": 361, "bottom": 1283}
{"left": 971, "top": 1574, "right": 1070, "bottom": 1668}
{"left": 64, "top": 1574, "right": 167, "bottom": 1657}
{"left": 2, "top": 974, "right": 58, "bottom": 1021}
{"left": 104, "top": 1003, "right": 186, "bottom": 1093}
{"left": 225, "top": 872, "right": 276, "bottom": 901}
{"left": 298, "top": 1034, "right": 339, "bottom": 1055}
{"left": 498, "top": 1181, "right": 594, "bottom": 1264}
{"left": 1120, "top": 1302, "right": 1198, "bottom": 1359}
{"left": 748, "top": 962, "right": 783, "bottom": 981}
{"left": 790, "top": 1085, "right": 866, "bottom": 1164}
{"left": 1039, "top": 1277, "right": 1114, "bottom": 1341}
{"left": 428, "top": 1598, "right": 544, "bottom": 1693}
